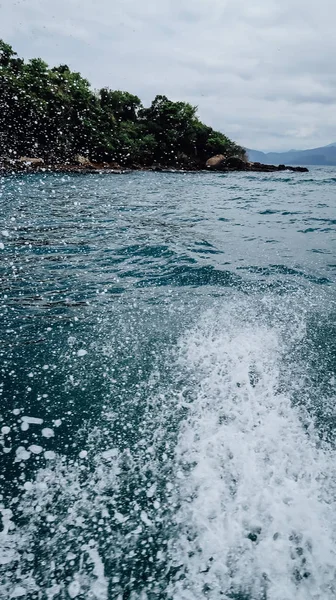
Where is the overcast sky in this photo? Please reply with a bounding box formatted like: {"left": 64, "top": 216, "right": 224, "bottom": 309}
{"left": 1, "top": 0, "right": 336, "bottom": 151}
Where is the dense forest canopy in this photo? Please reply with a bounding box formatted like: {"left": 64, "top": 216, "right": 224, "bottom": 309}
{"left": 0, "top": 40, "right": 245, "bottom": 167}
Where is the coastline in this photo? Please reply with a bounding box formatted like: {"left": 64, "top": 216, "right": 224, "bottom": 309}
{"left": 0, "top": 159, "right": 309, "bottom": 176}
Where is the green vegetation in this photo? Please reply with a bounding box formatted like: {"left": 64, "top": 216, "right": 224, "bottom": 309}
{"left": 0, "top": 40, "right": 245, "bottom": 167}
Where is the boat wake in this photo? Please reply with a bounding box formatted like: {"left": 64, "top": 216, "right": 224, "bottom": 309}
{"left": 1, "top": 296, "right": 336, "bottom": 599}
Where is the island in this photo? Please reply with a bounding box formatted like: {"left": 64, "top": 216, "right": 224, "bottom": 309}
{"left": 0, "top": 40, "right": 308, "bottom": 175}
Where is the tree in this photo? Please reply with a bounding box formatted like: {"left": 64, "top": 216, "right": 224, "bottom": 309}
{"left": 0, "top": 40, "right": 16, "bottom": 67}
{"left": 0, "top": 40, "right": 245, "bottom": 166}
{"left": 99, "top": 89, "right": 142, "bottom": 122}
{"left": 140, "top": 95, "right": 199, "bottom": 164}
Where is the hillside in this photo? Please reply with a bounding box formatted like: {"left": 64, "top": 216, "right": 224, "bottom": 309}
{"left": 0, "top": 39, "right": 244, "bottom": 168}
{"left": 246, "top": 144, "right": 336, "bottom": 166}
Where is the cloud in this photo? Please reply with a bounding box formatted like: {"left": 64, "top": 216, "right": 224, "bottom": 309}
{"left": 1, "top": 0, "right": 336, "bottom": 150}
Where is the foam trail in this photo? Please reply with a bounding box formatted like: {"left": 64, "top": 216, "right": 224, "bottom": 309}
{"left": 1, "top": 297, "right": 335, "bottom": 599}
{"left": 170, "top": 304, "right": 336, "bottom": 600}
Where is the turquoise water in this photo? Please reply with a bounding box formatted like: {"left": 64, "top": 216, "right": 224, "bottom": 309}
{"left": 0, "top": 168, "right": 335, "bottom": 599}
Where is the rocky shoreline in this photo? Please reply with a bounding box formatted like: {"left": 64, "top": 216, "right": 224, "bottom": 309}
{"left": 0, "top": 154, "right": 309, "bottom": 175}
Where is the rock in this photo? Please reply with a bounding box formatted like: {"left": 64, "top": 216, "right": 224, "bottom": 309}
{"left": 224, "top": 156, "right": 248, "bottom": 170}
{"left": 206, "top": 154, "right": 250, "bottom": 171}
{"left": 250, "top": 162, "right": 275, "bottom": 172}
{"left": 205, "top": 154, "right": 308, "bottom": 173}
{"left": 74, "top": 155, "right": 92, "bottom": 166}
{"left": 206, "top": 154, "right": 226, "bottom": 169}
{"left": 19, "top": 157, "right": 44, "bottom": 165}
{"left": 290, "top": 166, "right": 309, "bottom": 172}
{"left": 250, "top": 162, "right": 308, "bottom": 173}
{"left": 107, "top": 161, "right": 122, "bottom": 170}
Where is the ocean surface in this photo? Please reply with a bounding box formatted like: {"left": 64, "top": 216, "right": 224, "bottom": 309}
{"left": 0, "top": 168, "right": 335, "bottom": 600}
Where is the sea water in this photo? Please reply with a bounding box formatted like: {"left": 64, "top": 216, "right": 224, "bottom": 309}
{"left": 0, "top": 168, "right": 335, "bottom": 599}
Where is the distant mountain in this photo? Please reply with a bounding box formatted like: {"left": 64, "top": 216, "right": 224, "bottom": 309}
{"left": 246, "top": 143, "right": 336, "bottom": 166}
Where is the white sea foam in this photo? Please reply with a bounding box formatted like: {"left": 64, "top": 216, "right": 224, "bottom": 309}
{"left": 21, "top": 416, "right": 44, "bottom": 425}
{"left": 169, "top": 304, "right": 336, "bottom": 599}
{"left": 77, "top": 349, "right": 88, "bottom": 357}
{"left": 1, "top": 297, "right": 335, "bottom": 600}
{"left": 41, "top": 428, "right": 54, "bottom": 438}
{"left": 28, "top": 445, "right": 43, "bottom": 455}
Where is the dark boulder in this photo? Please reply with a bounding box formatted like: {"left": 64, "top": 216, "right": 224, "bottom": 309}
{"left": 204, "top": 154, "right": 308, "bottom": 173}
{"left": 289, "top": 166, "right": 309, "bottom": 172}
{"left": 250, "top": 162, "right": 308, "bottom": 173}
{"left": 224, "top": 156, "right": 248, "bottom": 170}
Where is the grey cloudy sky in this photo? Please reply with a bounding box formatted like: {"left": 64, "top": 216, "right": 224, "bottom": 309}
{"left": 1, "top": 0, "right": 335, "bottom": 151}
